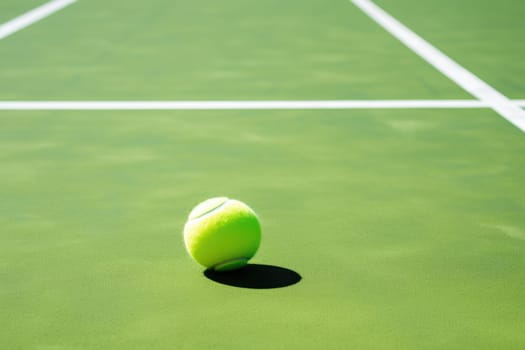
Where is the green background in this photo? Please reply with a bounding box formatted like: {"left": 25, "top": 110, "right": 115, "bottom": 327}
{"left": 1, "top": 0, "right": 525, "bottom": 349}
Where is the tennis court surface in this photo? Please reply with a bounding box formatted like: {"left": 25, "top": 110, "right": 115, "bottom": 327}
{"left": 1, "top": 0, "right": 524, "bottom": 349}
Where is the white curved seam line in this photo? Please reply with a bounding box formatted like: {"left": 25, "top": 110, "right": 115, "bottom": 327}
{"left": 188, "top": 200, "right": 231, "bottom": 223}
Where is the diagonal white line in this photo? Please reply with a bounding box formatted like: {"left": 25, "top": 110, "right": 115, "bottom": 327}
{"left": 0, "top": 100, "right": 493, "bottom": 110}
{"left": 351, "top": 0, "right": 525, "bottom": 133}
{"left": 0, "top": 0, "right": 77, "bottom": 40}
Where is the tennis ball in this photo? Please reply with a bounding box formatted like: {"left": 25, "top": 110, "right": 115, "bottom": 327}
{"left": 183, "top": 197, "right": 261, "bottom": 271}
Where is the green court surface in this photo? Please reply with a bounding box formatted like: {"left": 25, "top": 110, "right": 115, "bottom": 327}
{"left": 0, "top": 0, "right": 43, "bottom": 23}
{"left": 374, "top": 0, "right": 525, "bottom": 99}
{"left": 1, "top": 1, "right": 525, "bottom": 349}
{"left": 0, "top": 0, "right": 470, "bottom": 100}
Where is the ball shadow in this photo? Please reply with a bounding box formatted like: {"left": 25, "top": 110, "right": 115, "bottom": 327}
{"left": 204, "top": 264, "right": 302, "bottom": 289}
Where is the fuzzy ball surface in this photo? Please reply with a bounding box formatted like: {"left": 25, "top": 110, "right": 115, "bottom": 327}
{"left": 183, "top": 197, "right": 261, "bottom": 271}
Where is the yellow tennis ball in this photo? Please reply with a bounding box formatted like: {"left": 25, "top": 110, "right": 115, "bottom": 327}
{"left": 183, "top": 197, "right": 261, "bottom": 271}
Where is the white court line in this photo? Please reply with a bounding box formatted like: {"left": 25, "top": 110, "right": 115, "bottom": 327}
{"left": 0, "top": 100, "right": 496, "bottom": 110}
{"left": 351, "top": 0, "right": 525, "bottom": 133}
{"left": 0, "top": 100, "right": 523, "bottom": 110}
{"left": 0, "top": 0, "right": 77, "bottom": 40}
